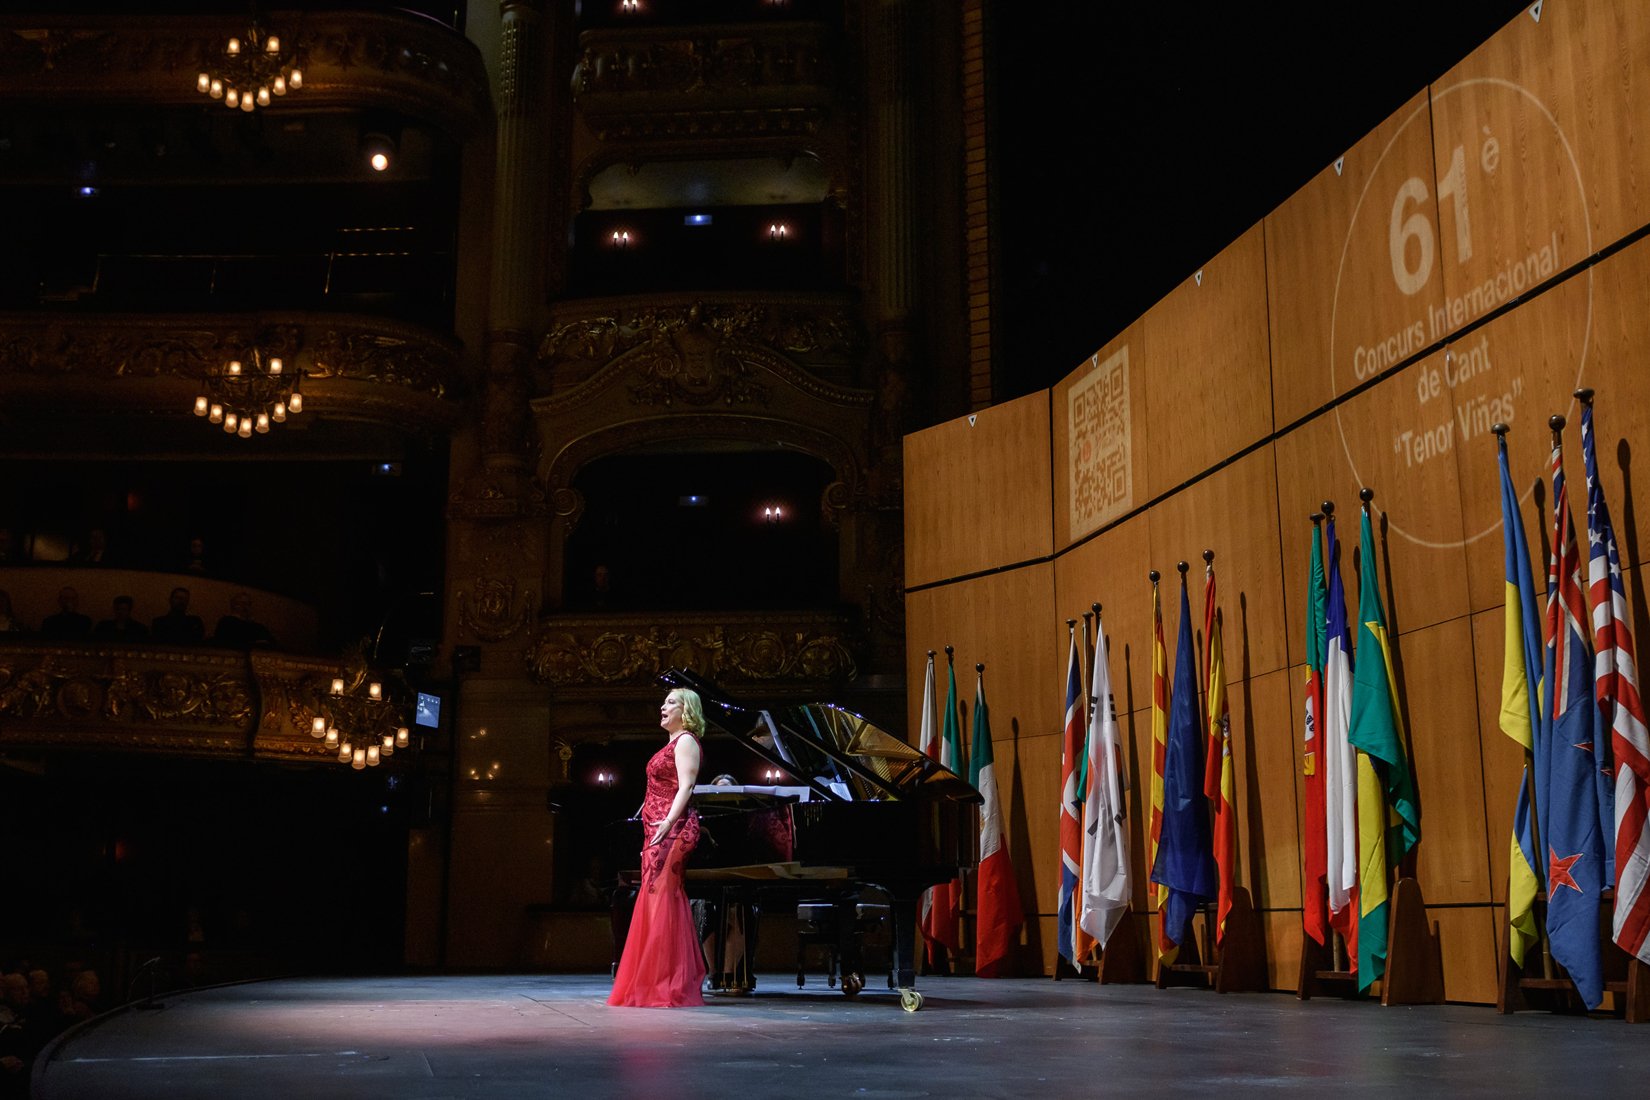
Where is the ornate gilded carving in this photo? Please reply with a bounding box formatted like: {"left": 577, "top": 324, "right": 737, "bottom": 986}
{"left": 456, "top": 576, "right": 537, "bottom": 644}
{"left": 0, "top": 312, "right": 462, "bottom": 433}
{"left": 0, "top": 644, "right": 417, "bottom": 763}
{"left": 0, "top": 647, "right": 255, "bottom": 732}
{"left": 538, "top": 296, "right": 863, "bottom": 388}
{"left": 570, "top": 25, "right": 834, "bottom": 140}
{"left": 0, "top": 12, "right": 490, "bottom": 140}
{"left": 524, "top": 611, "right": 858, "bottom": 692}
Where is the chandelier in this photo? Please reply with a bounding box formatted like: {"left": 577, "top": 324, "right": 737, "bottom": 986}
{"left": 308, "top": 668, "right": 412, "bottom": 770}
{"left": 192, "top": 347, "right": 304, "bottom": 439}
{"left": 195, "top": 21, "right": 304, "bottom": 113}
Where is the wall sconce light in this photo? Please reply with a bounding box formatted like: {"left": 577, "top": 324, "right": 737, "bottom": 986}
{"left": 761, "top": 767, "right": 785, "bottom": 782}
{"left": 362, "top": 130, "right": 397, "bottom": 173}
{"left": 762, "top": 504, "right": 786, "bottom": 523}
{"left": 594, "top": 769, "right": 617, "bottom": 788}
{"left": 609, "top": 228, "right": 633, "bottom": 248}
{"left": 620, "top": 0, "right": 642, "bottom": 12}
{"left": 766, "top": 222, "right": 791, "bottom": 241}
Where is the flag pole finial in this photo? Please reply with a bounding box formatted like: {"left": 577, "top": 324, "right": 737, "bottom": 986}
{"left": 1574, "top": 387, "right": 1594, "bottom": 406}
{"left": 1310, "top": 511, "right": 1323, "bottom": 525}
{"left": 926, "top": 649, "right": 935, "bottom": 659}
{"left": 1549, "top": 413, "right": 1566, "bottom": 445}
{"left": 944, "top": 645, "right": 954, "bottom": 665}
{"left": 1359, "top": 487, "right": 1374, "bottom": 511}
{"left": 1321, "top": 500, "right": 1335, "bottom": 517}
{"left": 1491, "top": 422, "right": 1509, "bottom": 437}
{"left": 975, "top": 662, "right": 985, "bottom": 674}
{"left": 1066, "top": 618, "right": 1076, "bottom": 631}
{"left": 1176, "top": 560, "right": 1189, "bottom": 584}
{"left": 1203, "top": 548, "right": 1214, "bottom": 564}
{"left": 1091, "top": 601, "right": 1101, "bottom": 618}
{"left": 1149, "top": 569, "right": 1161, "bottom": 586}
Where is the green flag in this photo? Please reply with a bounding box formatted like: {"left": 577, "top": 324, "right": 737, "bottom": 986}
{"left": 1348, "top": 505, "right": 1421, "bottom": 990}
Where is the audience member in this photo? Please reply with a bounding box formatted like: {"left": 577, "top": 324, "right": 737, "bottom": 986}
{"left": 213, "top": 591, "right": 275, "bottom": 649}
{"left": 70, "top": 528, "right": 110, "bottom": 565}
{"left": 0, "top": 590, "right": 24, "bottom": 635}
{"left": 92, "top": 595, "right": 150, "bottom": 643}
{"left": 184, "top": 536, "right": 207, "bottom": 576}
{"left": 151, "top": 586, "right": 206, "bottom": 644}
{"left": 39, "top": 586, "right": 92, "bottom": 641}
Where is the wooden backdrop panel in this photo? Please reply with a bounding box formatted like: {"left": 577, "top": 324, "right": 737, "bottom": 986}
{"left": 1398, "top": 616, "right": 1493, "bottom": 905}
{"left": 1448, "top": 272, "right": 1592, "bottom": 616}
{"left": 1265, "top": 90, "right": 1441, "bottom": 428}
{"left": 1435, "top": 0, "right": 1650, "bottom": 290}
{"left": 1470, "top": 607, "right": 1524, "bottom": 909}
{"left": 1148, "top": 446, "right": 1289, "bottom": 678}
{"left": 1273, "top": 353, "right": 1472, "bottom": 662}
{"left": 1265, "top": 909, "right": 1303, "bottom": 992}
{"left": 1052, "top": 323, "right": 1148, "bottom": 549}
{"left": 903, "top": 390, "right": 1052, "bottom": 588}
{"left": 1227, "top": 668, "right": 1303, "bottom": 911}
{"left": 1434, "top": 904, "right": 1501, "bottom": 1005}
{"left": 904, "top": 563, "right": 1058, "bottom": 751}
{"left": 1053, "top": 511, "right": 1152, "bottom": 717}
{"left": 1140, "top": 225, "right": 1272, "bottom": 497}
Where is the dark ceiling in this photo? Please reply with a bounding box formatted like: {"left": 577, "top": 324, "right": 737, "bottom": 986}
{"left": 994, "top": 0, "right": 1534, "bottom": 400}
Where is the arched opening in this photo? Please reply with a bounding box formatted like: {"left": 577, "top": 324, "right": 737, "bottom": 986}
{"left": 562, "top": 447, "right": 838, "bottom": 611}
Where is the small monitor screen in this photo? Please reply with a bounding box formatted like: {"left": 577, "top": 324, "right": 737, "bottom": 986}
{"left": 415, "top": 692, "right": 441, "bottom": 729}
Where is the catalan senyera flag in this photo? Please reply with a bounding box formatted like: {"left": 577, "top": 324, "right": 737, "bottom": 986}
{"left": 916, "top": 651, "right": 948, "bottom": 965}
{"left": 1540, "top": 434, "right": 1606, "bottom": 1008}
{"left": 928, "top": 656, "right": 964, "bottom": 955}
{"left": 1348, "top": 502, "right": 1421, "bottom": 991}
{"left": 1496, "top": 432, "right": 1543, "bottom": 969}
{"left": 1148, "top": 578, "right": 1175, "bottom": 962}
{"left": 1151, "top": 573, "right": 1216, "bottom": 949}
{"left": 1301, "top": 520, "right": 1330, "bottom": 947}
{"left": 970, "top": 668, "right": 1023, "bottom": 977}
{"left": 1203, "top": 558, "right": 1236, "bottom": 943}
{"left": 1322, "top": 514, "right": 1359, "bottom": 964}
{"left": 1079, "top": 608, "right": 1131, "bottom": 948}
{"left": 1056, "top": 628, "right": 1085, "bottom": 969}
{"left": 1580, "top": 399, "right": 1649, "bottom": 963}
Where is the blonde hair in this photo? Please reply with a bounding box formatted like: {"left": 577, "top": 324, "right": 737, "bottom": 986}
{"left": 670, "top": 688, "right": 705, "bottom": 736}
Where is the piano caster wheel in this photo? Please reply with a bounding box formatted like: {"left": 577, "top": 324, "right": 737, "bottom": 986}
{"left": 899, "top": 989, "right": 924, "bottom": 1013}
{"left": 840, "top": 972, "right": 864, "bottom": 998}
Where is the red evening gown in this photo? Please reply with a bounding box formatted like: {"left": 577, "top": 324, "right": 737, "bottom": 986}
{"left": 608, "top": 735, "right": 706, "bottom": 1007}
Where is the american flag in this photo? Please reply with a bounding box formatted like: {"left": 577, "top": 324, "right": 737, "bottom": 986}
{"left": 1579, "top": 401, "right": 1650, "bottom": 964}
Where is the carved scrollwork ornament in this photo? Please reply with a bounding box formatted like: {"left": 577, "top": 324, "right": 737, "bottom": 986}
{"left": 456, "top": 576, "right": 536, "bottom": 644}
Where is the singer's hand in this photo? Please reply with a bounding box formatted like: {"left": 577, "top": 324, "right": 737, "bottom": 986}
{"left": 648, "top": 819, "right": 670, "bottom": 847}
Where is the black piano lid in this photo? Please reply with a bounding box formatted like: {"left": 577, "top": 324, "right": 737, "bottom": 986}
{"left": 659, "top": 668, "right": 981, "bottom": 806}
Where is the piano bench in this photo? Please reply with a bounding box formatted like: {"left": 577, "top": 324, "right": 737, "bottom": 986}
{"left": 795, "top": 901, "right": 890, "bottom": 995}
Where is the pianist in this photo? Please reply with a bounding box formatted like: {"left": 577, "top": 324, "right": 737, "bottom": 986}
{"left": 608, "top": 687, "right": 707, "bottom": 1008}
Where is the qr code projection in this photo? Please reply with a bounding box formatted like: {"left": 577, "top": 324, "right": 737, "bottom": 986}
{"left": 1068, "top": 347, "right": 1131, "bottom": 538}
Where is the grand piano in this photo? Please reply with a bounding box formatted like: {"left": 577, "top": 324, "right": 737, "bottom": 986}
{"left": 611, "top": 668, "right": 980, "bottom": 1011}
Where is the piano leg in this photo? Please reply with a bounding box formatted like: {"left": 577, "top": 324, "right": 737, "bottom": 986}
{"left": 890, "top": 893, "right": 924, "bottom": 1010}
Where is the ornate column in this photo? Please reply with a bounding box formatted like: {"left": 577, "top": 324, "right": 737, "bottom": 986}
{"left": 441, "top": 0, "right": 557, "bottom": 970}
{"left": 858, "top": 0, "right": 920, "bottom": 673}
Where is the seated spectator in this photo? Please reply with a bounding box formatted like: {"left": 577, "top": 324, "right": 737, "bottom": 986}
{"left": 0, "top": 590, "right": 24, "bottom": 635}
{"left": 59, "top": 970, "right": 100, "bottom": 1024}
{"left": 213, "top": 591, "right": 275, "bottom": 649}
{"left": 151, "top": 586, "right": 205, "bottom": 645}
{"left": 92, "top": 595, "right": 149, "bottom": 643}
{"left": 39, "top": 586, "right": 92, "bottom": 641}
{"left": 184, "top": 536, "right": 207, "bottom": 576}
{"left": 71, "top": 527, "right": 110, "bottom": 565}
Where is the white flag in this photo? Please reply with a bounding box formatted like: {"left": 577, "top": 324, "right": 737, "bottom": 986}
{"left": 1078, "top": 616, "right": 1131, "bottom": 947}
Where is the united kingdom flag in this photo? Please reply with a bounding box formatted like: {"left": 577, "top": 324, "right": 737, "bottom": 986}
{"left": 1579, "top": 396, "right": 1650, "bottom": 964}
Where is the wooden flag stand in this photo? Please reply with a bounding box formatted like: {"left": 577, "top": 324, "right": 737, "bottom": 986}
{"left": 1379, "top": 876, "right": 1444, "bottom": 1005}
{"left": 1295, "top": 929, "right": 1357, "bottom": 1000}
{"left": 1498, "top": 887, "right": 1650, "bottom": 1021}
{"left": 1095, "top": 907, "right": 1148, "bottom": 984}
{"left": 1152, "top": 887, "right": 1266, "bottom": 992}
{"left": 1296, "top": 876, "right": 1444, "bottom": 1004}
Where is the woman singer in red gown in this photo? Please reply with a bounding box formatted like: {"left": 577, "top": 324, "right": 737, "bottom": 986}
{"left": 608, "top": 687, "right": 706, "bottom": 1007}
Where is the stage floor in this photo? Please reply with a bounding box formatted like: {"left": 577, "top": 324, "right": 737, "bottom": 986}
{"left": 34, "top": 972, "right": 1648, "bottom": 1098}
